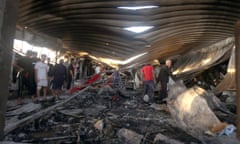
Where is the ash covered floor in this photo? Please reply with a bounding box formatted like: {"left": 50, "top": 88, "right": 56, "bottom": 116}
{"left": 3, "top": 85, "right": 238, "bottom": 144}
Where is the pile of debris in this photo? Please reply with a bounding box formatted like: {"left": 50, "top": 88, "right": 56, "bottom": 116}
{"left": 167, "top": 81, "right": 238, "bottom": 144}
{"left": 3, "top": 74, "right": 239, "bottom": 144}
{"left": 4, "top": 87, "right": 203, "bottom": 144}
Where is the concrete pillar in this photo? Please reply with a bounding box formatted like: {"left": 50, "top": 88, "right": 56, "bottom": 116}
{"left": 0, "top": 0, "right": 19, "bottom": 139}
{"left": 235, "top": 21, "right": 240, "bottom": 140}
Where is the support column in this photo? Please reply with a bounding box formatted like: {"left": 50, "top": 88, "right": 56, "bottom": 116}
{"left": 0, "top": 0, "right": 19, "bottom": 139}
{"left": 235, "top": 21, "right": 240, "bottom": 140}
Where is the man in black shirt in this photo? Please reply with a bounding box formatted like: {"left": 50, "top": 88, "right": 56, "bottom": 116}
{"left": 157, "top": 59, "right": 172, "bottom": 103}
{"left": 16, "top": 50, "right": 36, "bottom": 103}
{"left": 52, "top": 59, "right": 67, "bottom": 99}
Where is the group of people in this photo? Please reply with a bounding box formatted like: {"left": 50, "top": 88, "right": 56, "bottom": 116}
{"left": 141, "top": 59, "right": 172, "bottom": 104}
{"left": 13, "top": 51, "right": 75, "bottom": 104}
{"left": 12, "top": 51, "right": 171, "bottom": 105}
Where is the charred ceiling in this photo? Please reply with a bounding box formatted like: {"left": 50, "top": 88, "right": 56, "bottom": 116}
{"left": 17, "top": 0, "right": 240, "bottom": 65}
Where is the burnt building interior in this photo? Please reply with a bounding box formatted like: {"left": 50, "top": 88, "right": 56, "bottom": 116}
{"left": 1, "top": 0, "right": 240, "bottom": 143}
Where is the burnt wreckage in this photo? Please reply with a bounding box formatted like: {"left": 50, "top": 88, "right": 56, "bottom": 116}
{"left": 2, "top": 0, "right": 240, "bottom": 143}
{"left": 4, "top": 66, "right": 239, "bottom": 143}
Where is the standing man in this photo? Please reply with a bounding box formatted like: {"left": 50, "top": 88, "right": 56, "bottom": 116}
{"left": 66, "top": 58, "right": 75, "bottom": 93}
{"left": 34, "top": 54, "right": 49, "bottom": 101}
{"left": 47, "top": 57, "right": 54, "bottom": 95}
{"left": 157, "top": 59, "right": 172, "bottom": 103}
{"left": 112, "top": 69, "right": 121, "bottom": 88}
{"left": 47, "top": 57, "right": 54, "bottom": 78}
{"left": 141, "top": 63, "right": 155, "bottom": 104}
{"left": 17, "top": 50, "right": 37, "bottom": 103}
{"left": 95, "top": 64, "right": 102, "bottom": 74}
{"left": 52, "top": 59, "right": 67, "bottom": 100}
{"left": 12, "top": 58, "right": 24, "bottom": 104}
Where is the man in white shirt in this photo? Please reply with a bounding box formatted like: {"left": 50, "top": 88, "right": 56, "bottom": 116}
{"left": 34, "top": 54, "right": 49, "bottom": 101}
{"left": 95, "top": 64, "right": 101, "bottom": 74}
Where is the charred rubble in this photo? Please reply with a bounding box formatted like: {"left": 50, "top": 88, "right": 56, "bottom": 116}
{"left": 4, "top": 62, "right": 239, "bottom": 144}
{"left": 183, "top": 60, "right": 237, "bottom": 114}
{"left": 4, "top": 82, "right": 202, "bottom": 143}
{"left": 4, "top": 90, "right": 202, "bottom": 143}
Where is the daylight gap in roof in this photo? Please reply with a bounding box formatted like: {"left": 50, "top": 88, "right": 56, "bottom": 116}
{"left": 124, "top": 26, "right": 154, "bottom": 33}
{"left": 118, "top": 5, "right": 158, "bottom": 10}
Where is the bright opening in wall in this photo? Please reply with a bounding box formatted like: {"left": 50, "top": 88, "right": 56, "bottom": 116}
{"left": 13, "top": 39, "right": 56, "bottom": 63}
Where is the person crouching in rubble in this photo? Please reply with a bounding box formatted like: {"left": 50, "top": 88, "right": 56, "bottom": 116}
{"left": 157, "top": 59, "right": 172, "bottom": 103}
{"left": 141, "top": 63, "right": 156, "bottom": 104}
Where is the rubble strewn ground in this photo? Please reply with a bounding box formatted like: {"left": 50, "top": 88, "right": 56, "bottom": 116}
{"left": 4, "top": 87, "right": 203, "bottom": 144}
{"left": 3, "top": 79, "right": 240, "bottom": 144}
